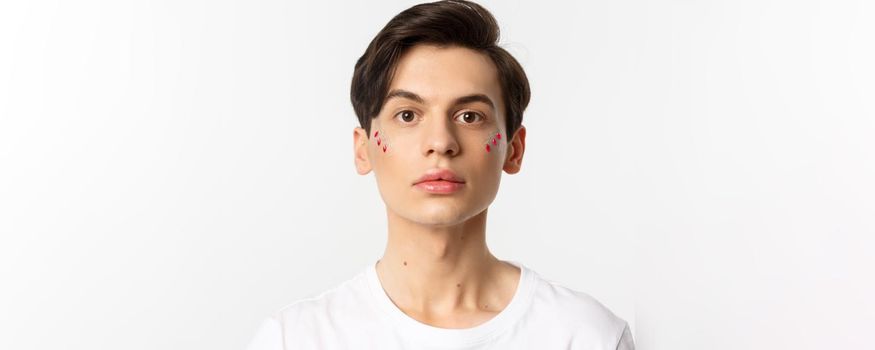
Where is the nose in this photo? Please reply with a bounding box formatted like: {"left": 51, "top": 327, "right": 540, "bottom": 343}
{"left": 423, "top": 116, "right": 460, "bottom": 157}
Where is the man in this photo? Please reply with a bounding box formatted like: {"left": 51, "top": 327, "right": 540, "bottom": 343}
{"left": 246, "top": 1, "right": 634, "bottom": 348}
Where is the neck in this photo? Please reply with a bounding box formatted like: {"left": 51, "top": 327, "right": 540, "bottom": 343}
{"left": 376, "top": 207, "right": 507, "bottom": 316}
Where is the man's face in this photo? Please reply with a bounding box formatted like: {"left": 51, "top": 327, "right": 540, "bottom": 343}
{"left": 354, "top": 44, "right": 525, "bottom": 227}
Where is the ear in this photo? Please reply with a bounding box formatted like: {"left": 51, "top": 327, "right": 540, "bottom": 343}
{"left": 354, "top": 127, "right": 372, "bottom": 175}
{"left": 502, "top": 125, "right": 526, "bottom": 174}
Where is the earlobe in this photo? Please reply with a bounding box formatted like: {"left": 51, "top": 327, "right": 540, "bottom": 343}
{"left": 353, "top": 127, "right": 372, "bottom": 175}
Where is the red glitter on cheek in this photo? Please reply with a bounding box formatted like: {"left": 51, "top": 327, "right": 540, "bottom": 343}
{"left": 373, "top": 129, "right": 389, "bottom": 153}
{"left": 484, "top": 130, "right": 501, "bottom": 153}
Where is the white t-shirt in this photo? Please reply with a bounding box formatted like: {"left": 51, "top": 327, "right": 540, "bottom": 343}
{"left": 245, "top": 260, "right": 635, "bottom": 349}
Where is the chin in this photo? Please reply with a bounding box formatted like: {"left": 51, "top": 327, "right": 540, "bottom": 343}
{"left": 406, "top": 205, "right": 470, "bottom": 226}
{"left": 409, "top": 203, "right": 488, "bottom": 227}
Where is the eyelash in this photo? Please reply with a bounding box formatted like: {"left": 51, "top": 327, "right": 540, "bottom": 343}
{"left": 393, "top": 110, "right": 485, "bottom": 125}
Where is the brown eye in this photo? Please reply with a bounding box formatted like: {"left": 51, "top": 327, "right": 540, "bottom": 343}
{"left": 397, "top": 110, "right": 416, "bottom": 123}
{"left": 457, "top": 111, "right": 481, "bottom": 124}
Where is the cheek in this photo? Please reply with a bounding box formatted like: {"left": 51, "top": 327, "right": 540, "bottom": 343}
{"left": 483, "top": 129, "right": 503, "bottom": 153}
{"left": 372, "top": 129, "right": 389, "bottom": 153}
{"left": 475, "top": 129, "right": 506, "bottom": 189}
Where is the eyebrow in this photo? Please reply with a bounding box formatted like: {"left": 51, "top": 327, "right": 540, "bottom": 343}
{"left": 384, "top": 89, "right": 495, "bottom": 112}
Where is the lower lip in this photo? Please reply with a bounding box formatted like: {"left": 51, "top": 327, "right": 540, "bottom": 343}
{"left": 414, "top": 180, "right": 465, "bottom": 194}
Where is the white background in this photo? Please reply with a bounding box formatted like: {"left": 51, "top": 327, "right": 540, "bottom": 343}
{"left": 1, "top": 0, "right": 872, "bottom": 349}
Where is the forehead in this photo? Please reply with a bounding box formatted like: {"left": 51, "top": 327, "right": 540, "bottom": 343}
{"left": 387, "top": 44, "right": 503, "bottom": 108}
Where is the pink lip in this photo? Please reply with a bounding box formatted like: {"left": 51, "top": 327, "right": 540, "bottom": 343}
{"left": 414, "top": 180, "right": 465, "bottom": 194}
{"left": 413, "top": 168, "right": 465, "bottom": 194}
{"left": 413, "top": 168, "right": 465, "bottom": 185}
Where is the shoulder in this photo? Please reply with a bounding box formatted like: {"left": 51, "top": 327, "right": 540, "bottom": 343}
{"left": 528, "top": 270, "right": 632, "bottom": 348}
{"left": 535, "top": 276, "right": 627, "bottom": 327}
{"left": 245, "top": 271, "right": 376, "bottom": 350}
{"left": 272, "top": 271, "right": 373, "bottom": 328}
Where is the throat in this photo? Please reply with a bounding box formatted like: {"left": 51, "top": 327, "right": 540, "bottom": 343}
{"left": 374, "top": 257, "right": 521, "bottom": 328}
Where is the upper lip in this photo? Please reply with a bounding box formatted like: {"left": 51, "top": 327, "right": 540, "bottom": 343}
{"left": 413, "top": 168, "right": 466, "bottom": 185}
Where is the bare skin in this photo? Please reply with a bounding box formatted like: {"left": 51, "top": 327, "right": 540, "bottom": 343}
{"left": 353, "top": 44, "right": 527, "bottom": 329}
{"left": 374, "top": 213, "right": 520, "bottom": 328}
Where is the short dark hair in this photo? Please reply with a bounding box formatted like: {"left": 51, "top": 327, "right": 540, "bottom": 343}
{"left": 350, "top": 0, "right": 531, "bottom": 142}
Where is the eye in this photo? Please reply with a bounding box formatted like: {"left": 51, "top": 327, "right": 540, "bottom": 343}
{"left": 395, "top": 110, "right": 417, "bottom": 123}
{"left": 456, "top": 111, "right": 482, "bottom": 124}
